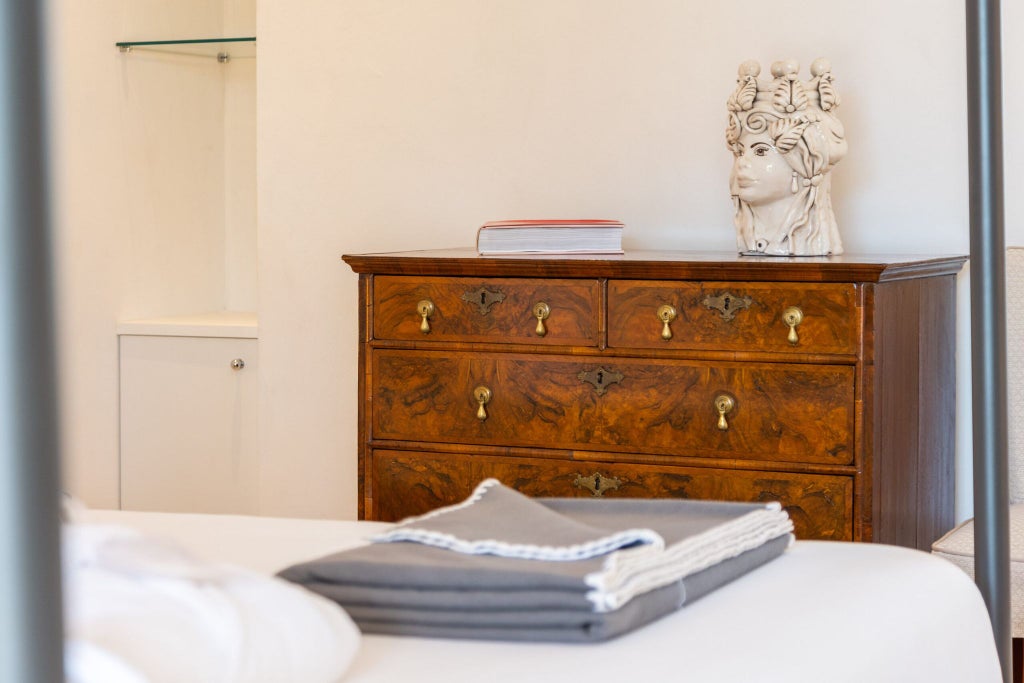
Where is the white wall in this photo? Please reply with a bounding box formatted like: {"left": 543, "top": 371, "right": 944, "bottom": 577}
{"left": 256, "top": 0, "right": 992, "bottom": 521}
{"left": 224, "top": 0, "right": 258, "bottom": 310}
{"left": 49, "top": 1, "right": 255, "bottom": 507}
{"left": 52, "top": 1, "right": 1024, "bottom": 521}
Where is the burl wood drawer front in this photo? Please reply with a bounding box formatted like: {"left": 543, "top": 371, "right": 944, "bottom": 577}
{"left": 370, "top": 450, "right": 853, "bottom": 541}
{"left": 608, "top": 280, "right": 858, "bottom": 354}
{"left": 373, "top": 276, "right": 600, "bottom": 346}
{"left": 372, "top": 350, "right": 855, "bottom": 465}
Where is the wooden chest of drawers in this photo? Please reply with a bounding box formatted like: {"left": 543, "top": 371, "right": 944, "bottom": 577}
{"left": 343, "top": 249, "right": 966, "bottom": 550}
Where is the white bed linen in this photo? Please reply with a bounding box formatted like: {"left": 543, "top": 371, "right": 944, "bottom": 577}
{"left": 79, "top": 509, "right": 1001, "bottom": 683}
{"left": 65, "top": 513, "right": 363, "bottom": 683}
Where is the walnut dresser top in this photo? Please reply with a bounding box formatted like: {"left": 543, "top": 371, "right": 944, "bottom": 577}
{"left": 344, "top": 248, "right": 965, "bottom": 281}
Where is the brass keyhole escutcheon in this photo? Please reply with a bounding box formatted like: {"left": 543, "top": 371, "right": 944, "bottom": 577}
{"left": 417, "top": 299, "right": 435, "bottom": 334}
{"left": 474, "top": 385, "right": 493, "bottom": 421}
{"left": 703, "top": 292, "right": 753, "bottom": 321}
{"left": 657, "top": 304, "right": 677, "bottom": 340}
{"left": 574, "top": 472, "right": 623, "bottom": 497}
{"left": 782, "top": 306, "right": 804, "bottom": 345}
{"left": 578, "top": 367, "right": 624, "bottom": 396}
{"left": 533, "top": 302, "right": 551, "bottom": 337}
{"left": 715, "top": 394, "right": 735, "bottom": 431}
{"left": 461, "top": 286, "right": 506, "bottom": 315}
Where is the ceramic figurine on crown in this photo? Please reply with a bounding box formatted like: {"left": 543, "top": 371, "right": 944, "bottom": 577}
{"left": 726, "top": 58, "right": 848, "bottom": 256}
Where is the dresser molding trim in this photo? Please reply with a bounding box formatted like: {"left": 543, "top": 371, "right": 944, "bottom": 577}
{"left": 344, "top": 249, "right": 967, "bottom": 283}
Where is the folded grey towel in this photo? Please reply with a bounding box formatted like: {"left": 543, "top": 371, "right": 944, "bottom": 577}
{"left": 371, "top": 479, "right": 793, "bottom": 611}
{"left": 289, "top": 535, "right": 789, "bottom": 642}
{"left": 278, "top": 480, "right": 793, "bottom": 642}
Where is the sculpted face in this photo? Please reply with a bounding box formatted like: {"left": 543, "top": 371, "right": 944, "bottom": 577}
{"left": 731, "top": 130, "right": 792, "bottom": 206}
{"left": 725, "top": 58, "right": 847, "bottom": 255}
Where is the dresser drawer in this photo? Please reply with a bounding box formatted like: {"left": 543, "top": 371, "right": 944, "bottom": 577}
{"left": 372, "top": 349, "right": 854, "bottom": 465}
{"left": 373, "top": 276, "right": 601, "bottom": 346}
{"left": 608, "top": 280, "right": 858, "bottom": 354}
{"left": 369, "top": 449, "right": 853, "bottom": 541}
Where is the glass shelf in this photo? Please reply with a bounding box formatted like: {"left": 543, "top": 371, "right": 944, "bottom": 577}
{"left": 116, "top": 37, "right": 256, "bottom": 61}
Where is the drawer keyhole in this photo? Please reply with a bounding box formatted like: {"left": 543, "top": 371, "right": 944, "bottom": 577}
{"left": 578, "top": 367, "right": 624, "bottom": 396}
{"left": 574, "top": 472, "right": 623, "bottom": 497}
{"left": 703, "top": 292, "right": 753, "bottom": 322}
{"left": 461, "top": 286, "right": 507, "bottom": 315}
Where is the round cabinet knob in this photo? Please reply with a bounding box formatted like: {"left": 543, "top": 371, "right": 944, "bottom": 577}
{"left": 714, "top": 394, "right": 735, "bottom": 431}
{"left": 230, "top": 358, "right": 245, "bottom": 370}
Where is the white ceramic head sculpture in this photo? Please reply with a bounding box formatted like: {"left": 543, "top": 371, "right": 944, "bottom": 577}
{"left": 726, "top": 58, "right": 848, "bottom": 256}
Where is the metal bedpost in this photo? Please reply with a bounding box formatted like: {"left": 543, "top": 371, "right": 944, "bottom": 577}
{"left": 0, "top": 1, "right": 65, "bottom": 682}
{"left": 967, "top": 0, "right": 1013, "bottom": 680}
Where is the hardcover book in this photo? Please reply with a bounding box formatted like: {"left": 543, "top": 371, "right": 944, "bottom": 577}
{"left": 476, "top": 219, "right": 624, "bottom": 255}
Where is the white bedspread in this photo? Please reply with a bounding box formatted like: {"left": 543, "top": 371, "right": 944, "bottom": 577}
{"left": 63, "top": 519, "right": 361, "bottom": 683}
{"left": 77, "top": 509, "right": 1002, "bottom": 683}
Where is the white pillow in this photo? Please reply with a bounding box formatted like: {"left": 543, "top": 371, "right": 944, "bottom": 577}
{"left": 63, "top": 523, "right": 360, "bottom": 683}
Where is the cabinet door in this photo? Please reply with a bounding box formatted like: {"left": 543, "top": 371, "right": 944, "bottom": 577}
{"left": 119, "top": 335, "right": 258, "bottom": 513}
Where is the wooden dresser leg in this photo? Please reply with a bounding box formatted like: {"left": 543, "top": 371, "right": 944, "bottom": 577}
{"left": 1014, "top": 637, "right": 1022, "bottom": 683}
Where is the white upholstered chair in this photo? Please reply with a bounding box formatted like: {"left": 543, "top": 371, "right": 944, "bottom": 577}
{"left": 932, "top": 247, "right": 1024, "bottom": 674}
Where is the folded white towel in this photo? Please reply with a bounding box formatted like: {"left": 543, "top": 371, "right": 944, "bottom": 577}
{"left": 63, "top": 523, "right": 360, "bottom": 683}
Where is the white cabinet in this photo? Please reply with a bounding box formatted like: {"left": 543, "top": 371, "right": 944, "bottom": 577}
{"left": 118, "top": 312, "right": 258, "bottom": 514}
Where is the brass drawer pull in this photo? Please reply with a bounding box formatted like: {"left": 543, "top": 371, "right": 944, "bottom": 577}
{"left": 474, "top": 385, "right": 493, "bottom": 421}
{"left": 461, "top": 286, "right": 506, "bottom": 315}
{"left": 657, "top": 304, "right": 677, "bottom": 340}
{"left": 782, "top": 306, "right": 804, "bottom": 345}
{"left": 578, "top": 367, "right": 624, "bottom": 396}
{"left": 703, "top": 292, "right": 753, "bottom": 321}
{"left": 574, "top": 472, "right": 622, "bottom": 497}
{"left": 715, "top": 394, "right": 735, "bottom": 430}
{"left": 533, "top": 302, "right": 551, "bottom": 336}
{"left": 416, "top": 299, "right": 435, "bottom": 334}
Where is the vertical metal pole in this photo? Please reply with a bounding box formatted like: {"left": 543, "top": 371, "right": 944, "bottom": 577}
{"left": 0, "top": 1, "right": 65, "bottom": 682}
{"left": 967, "top": 0, "right": 1012, "bottom": 680}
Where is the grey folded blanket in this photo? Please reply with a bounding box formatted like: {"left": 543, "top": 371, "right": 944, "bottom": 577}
{"left": 278, "top": 479, "right": 793, "bottom": 642}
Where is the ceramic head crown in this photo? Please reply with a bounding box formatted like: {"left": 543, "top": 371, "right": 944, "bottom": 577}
{"left": 726, "top": 58, "right": 848, "bottom": 256}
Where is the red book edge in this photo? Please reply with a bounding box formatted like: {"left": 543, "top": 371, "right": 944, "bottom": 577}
{"left": 480, "top": 219, "right": 624, "bottom": 229}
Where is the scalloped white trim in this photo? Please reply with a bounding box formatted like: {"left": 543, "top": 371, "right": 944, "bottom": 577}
{"left": 376, "top": 527, "right": 665, "bottom": 561}
{"left": 584, "top": 506, "right": 794, "bottom": 611}
{"left": 371, "top": 478, "right": 665, "bottom": 560}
